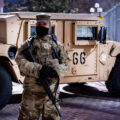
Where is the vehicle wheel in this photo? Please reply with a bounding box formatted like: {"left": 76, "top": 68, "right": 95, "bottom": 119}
{"left": 0, "top": 66, "right": 12, "bottom": 110}
{"left": 105, "top": 65, "right": 120, "bottom": 97}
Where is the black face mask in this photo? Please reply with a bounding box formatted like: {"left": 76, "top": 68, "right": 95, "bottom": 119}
{"left": 36, "top": 26, "right": 49, "bottom": 37}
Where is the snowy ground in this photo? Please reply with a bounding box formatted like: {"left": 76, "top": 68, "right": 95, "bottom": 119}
{"left": 12, "top": 82, "right": 23, "bottom": 94}
{"left": 12, "top": 81, "right": 107, "bottom": 95}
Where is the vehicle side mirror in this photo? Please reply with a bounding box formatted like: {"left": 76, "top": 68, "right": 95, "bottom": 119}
{"left": 98, "top": 26, "right": 107, "bottom": 44}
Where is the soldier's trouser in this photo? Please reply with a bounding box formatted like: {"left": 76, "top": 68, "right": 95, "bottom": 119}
{"left": 18, "top": 86, "right": 60, "bottom": 120}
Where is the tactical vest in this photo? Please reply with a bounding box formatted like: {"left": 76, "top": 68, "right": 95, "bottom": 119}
{"left": 30, "top": 35, "right": 61, "bottom": 66}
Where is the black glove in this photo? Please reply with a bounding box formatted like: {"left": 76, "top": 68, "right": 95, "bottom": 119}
{"left": 39, "top": 65, "right": 57, "bottom": 78}
{"left": 37, "top": 65, "right": 59, "bottom": 85}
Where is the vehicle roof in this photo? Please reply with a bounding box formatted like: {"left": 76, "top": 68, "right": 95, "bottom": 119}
{"left": 0, "top": 14, "right": 16, "bottom": 21}
{"left": 0, "top": 12, "right": 99, "bottom": 21}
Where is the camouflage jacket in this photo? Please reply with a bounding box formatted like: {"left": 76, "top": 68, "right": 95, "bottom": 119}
{"left": 15, "top": 35, "right": 70, "bottom": 80}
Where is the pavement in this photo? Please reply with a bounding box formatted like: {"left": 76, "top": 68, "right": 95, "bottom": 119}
{"left": 0, "top": 82, "right": 120, "bottom": 120}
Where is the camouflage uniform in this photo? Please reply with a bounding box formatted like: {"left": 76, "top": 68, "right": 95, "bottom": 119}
{"left": 15, "top": 33, "right": 69, "bottom": 120}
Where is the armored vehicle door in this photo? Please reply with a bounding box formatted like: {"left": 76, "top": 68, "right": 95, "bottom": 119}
{"left": 62, "top": 20, "right": 100, "bottom": 82}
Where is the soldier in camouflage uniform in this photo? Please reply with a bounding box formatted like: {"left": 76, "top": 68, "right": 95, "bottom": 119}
{"left": 15, "top": 13, "right": 69, "bottom": 120}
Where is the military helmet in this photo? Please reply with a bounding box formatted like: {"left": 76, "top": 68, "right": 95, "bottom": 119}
{"left": 36, "top": 13, "right": 51, "bottom": 24}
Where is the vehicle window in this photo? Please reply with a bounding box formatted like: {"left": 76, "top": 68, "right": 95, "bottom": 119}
{"left": 31, "top": 26, "right": 36, "bottom": 37}
{"left": 77, "top": 26, "right": 97, "bottom": 40}
{"left": 30, "top": 26, "right": 55, "bottom": 36}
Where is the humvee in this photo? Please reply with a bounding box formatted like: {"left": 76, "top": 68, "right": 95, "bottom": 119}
{"left": 0, "top": 12, "right": 120, "bottom": 109}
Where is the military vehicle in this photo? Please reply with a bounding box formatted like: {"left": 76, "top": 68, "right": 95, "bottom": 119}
{"left": 0, "top": 12, "right": 120, "bottom": 109}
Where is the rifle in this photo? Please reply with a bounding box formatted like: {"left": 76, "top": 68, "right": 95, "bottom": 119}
{"left": 21, "top": 39, "right": 61, "bottom": 117}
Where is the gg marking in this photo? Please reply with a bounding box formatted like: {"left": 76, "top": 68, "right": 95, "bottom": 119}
{"left": 73, "top": 52, "right": 86, "bottom": 65}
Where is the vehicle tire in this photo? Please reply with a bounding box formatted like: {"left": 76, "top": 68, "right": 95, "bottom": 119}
{"left": 0, "top": 66, "right": 12, "bottom": 110}
{"left": 105, "top": 65, "right": 120, "bottom": 97}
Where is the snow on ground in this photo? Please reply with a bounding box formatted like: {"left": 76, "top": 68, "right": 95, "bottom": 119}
{"left": 12, "top": 82, "right": 23, "bottom": 94}
{"left": 12, "top": 82, "right": 107, "bottom": 95}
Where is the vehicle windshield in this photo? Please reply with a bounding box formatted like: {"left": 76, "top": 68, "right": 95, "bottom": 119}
{"left": 30, "top": 26, "right": 55, "bottom": 37}
{"left": 31, "top": 26, "right": 36, "bottom": 37}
